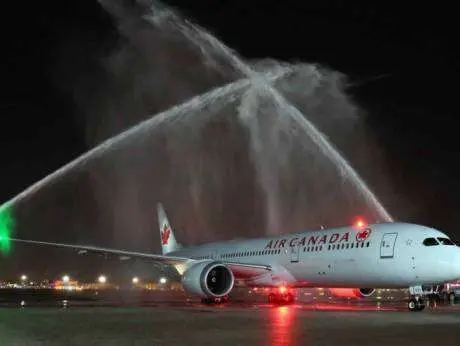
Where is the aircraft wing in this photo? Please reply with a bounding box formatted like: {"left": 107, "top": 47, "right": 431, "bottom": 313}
{"left": 10, "top": 238, "right": 272, "bottom": 278}
{"left": 10, "top": 238, "right": 190, "bottom": 266}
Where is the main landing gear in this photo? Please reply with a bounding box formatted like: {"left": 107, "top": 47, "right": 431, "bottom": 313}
{"left": 268, "top": 287, "right": 295, "bottom": 305}
{"left": 201, "top": 295, "right": 229, "bottom": 305}
{"left": 408, "top": 286, "right": 426, "bottom": 312}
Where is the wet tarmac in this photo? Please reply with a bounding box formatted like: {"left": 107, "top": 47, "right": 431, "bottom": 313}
{"left": 1, "top": 301, "right": 460, "bottom": 345}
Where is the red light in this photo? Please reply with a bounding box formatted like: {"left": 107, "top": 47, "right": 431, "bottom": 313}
{"left": 269, "top": 306, "right": 294, "bottom": 346}
{"left": 353, "top": 217, "right": 367, "bottom": 229}
{"left": 278, "top": 286, "right": 287, "bottom": 294}
{"left": 329, "top": 288, "right": 361, "bottom": 299}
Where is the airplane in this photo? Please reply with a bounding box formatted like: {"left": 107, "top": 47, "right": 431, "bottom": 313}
{"left": 9, "top": 203, "right": 460, "bottom": 311}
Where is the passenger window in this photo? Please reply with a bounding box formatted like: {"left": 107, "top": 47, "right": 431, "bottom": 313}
{"left": 437, "top": 237, "right": 455, "bottom": 245}
{"left": 423, "top": 238, "right": 439, "bottom": 246}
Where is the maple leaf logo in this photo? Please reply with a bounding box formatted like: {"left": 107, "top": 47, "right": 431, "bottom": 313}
{"left": 161, "top": 224, "right": 171, "bottom": 245}
{"left": 356, "top": 228, "right": 372, "bottom": 242}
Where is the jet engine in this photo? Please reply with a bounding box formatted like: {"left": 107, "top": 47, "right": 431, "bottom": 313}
{"left": 356, "top": 288, "right": 375, "bottom": 297}
{"left": 181, "top": 261, "right": 235, "bottom": 298}
{"left": 329, "top": 288, "right": 376, "bottom": 298}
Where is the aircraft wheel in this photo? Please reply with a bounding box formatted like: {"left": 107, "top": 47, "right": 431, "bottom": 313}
{"left": 408, "top": 298, "right": 425, "bottom": 312}
{"left": 417, "top": 301, "right": 426, "bottom": 311}
{"left": 269, "top": 293, "right": 294, "bottom": 305}
{"left": 214, "top": 295, "right": 229, "bottom": 304}
{"left": 201, "top": 296, "right": 229, "bottom": 305}
{"left": 408, "top": 299, "right": 417, "bottom": 311}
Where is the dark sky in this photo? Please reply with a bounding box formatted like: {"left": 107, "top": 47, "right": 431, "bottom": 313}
{"left": 1, "top": 1, "right": 459, "bottom": 279}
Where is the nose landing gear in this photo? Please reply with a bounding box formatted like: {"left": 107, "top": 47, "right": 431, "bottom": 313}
{"left": 408, "top": 285, "right": 430, "bottom": 312}
{"left": 408, "top": 297, "right": 426, "bottom": 311}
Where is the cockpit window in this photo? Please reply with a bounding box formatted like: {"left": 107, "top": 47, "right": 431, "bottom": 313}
{"left": 423, "top": 238, "right": 439, "bottom": 246}
{"left": 437, "top": 237, "right": 455, "bottom": 245}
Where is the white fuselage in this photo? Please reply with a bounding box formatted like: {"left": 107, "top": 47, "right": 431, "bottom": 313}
{"left": 170, "top": 222, "right": 460, "bottom": 288}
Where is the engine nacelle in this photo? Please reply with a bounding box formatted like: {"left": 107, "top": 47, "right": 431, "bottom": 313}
{"left": 357, "top": 288, "right": 376, "bottom": 297}
{"left": 329, "top": 288, "right": 376, "bottom": 298}
{"left": 182, "top": 261, "right": 235, "bottom": 298}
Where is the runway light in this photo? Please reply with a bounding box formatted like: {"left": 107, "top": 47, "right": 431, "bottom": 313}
{"left": 132, "top": 277, "right": 139, "bottom": 284}
{"left": 62, "top": 275, "right": 70, "bottom": 283}
{"left": 159, "top": 277, "right": 167, "bottom": 284}
{"left": 98, "top": 275, "right": 107, "bottom": 284}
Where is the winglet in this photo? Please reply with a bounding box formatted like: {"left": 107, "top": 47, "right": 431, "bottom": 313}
{"left": 157, "top": 203, "right": 180, "bottom": 255}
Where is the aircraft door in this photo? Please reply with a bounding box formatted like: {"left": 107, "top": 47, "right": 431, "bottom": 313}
{"left": 290, "top": 244, "right": 300, "bottom": 263}
{"left": 380, "top": 232, "right": 398, "bottom": 258}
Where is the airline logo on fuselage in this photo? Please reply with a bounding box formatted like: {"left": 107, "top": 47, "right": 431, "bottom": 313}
{"left": 161, "top": 224, "right": 171, "bottom": 245}
{"left": 356, "top": 228, "right": 372, "bottom": 242}
{"left": 264, "top": 229, "right": 370, "bottom": 249}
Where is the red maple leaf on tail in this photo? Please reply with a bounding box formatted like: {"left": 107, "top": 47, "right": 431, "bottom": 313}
{"left": 161, "top": 224, "right": 171, "bottom": 245}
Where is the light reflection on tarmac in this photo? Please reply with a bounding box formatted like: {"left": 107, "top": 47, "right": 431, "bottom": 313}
{"left": 0, "top": 301, "right": 460, "bottom": 345}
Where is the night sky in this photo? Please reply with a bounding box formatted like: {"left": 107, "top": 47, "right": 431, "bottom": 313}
{"left": 1, "top": 1, "right": 459, "bottom": 279}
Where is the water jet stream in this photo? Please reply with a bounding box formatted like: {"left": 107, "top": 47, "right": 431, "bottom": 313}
{"left": 2, "top": 0, "right": 393, "bottom": 242}
{"left": 1, "top": 67, "right": 293, "bottom": 210}
{"left": 141, "top": 1, "right": 393, "bottom": 223}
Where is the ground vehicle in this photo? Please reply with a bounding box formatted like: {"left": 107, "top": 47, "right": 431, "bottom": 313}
{"left": 440, "top": 282, "right": 460, "bottom": 302}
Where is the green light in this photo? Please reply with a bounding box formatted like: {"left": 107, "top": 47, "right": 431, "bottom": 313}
{"left": 0, "top": 205, "right": 14, "bottom": 255}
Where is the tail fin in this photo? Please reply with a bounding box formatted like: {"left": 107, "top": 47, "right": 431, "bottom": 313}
{"left": 157, "top": 203, "right": 180, "bottom": 255}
